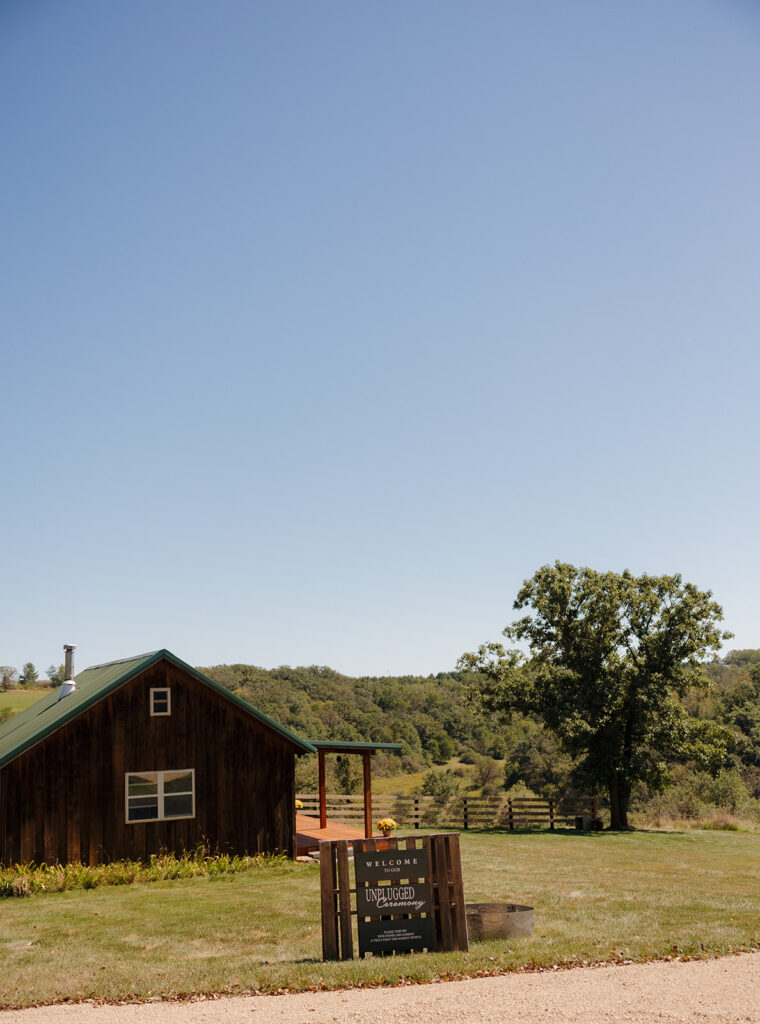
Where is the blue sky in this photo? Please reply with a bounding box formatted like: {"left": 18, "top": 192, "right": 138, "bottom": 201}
{"left": 2, "top": 1, "right": 759, "bottom": 677}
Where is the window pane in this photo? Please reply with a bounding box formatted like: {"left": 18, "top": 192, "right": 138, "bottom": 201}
{"left": 128, "top": 773, "right": 158, "bottom": 797}
{"left": 151, "top": 689, "right": 170, "bottom": 713}
{"left": 127, "top": 797, "right": 159, "bottom": 821}
{"left": 163, "top": 771, "right": 193, "bottom": 794}
{"left": 164, "top": 793, "right": 193, "bottom": 818}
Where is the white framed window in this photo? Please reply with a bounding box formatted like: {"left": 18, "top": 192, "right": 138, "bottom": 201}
{"left": 150, "top": 687, "right": 171, "bottom": 716}
{"left": 125, "top": 769, "right": 195, "bottom": 823}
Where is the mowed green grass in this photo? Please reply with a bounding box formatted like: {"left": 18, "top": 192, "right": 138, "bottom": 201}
{"left": 2, "top": 829, "right": 759, "bottom": 1008}
{"left": 0, "top": 688, "right": 49, "bottom": 714}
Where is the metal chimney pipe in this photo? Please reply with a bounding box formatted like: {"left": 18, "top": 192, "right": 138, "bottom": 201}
{"left": 59, "top": 644, "right": 77, "bottom": 699}
{"left": 63, "top": 644, "right": 76, "bottom": 680}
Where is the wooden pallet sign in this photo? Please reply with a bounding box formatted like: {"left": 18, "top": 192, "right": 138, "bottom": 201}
{"left": 320, "top": 833, "right": 468, "bottom": 961}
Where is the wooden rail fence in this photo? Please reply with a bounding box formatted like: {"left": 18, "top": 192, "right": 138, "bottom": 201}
{"left": 297, "top": 793, "right": 599, "bottom": 830}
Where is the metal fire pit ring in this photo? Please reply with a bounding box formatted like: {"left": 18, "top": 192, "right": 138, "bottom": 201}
{"left": 465, "top": 902, "right": 535, "bottom": 940}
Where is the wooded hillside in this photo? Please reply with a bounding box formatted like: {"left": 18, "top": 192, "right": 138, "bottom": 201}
{"left": 200, "top": 652, "right": 760, "bottom": 821}
{"left": 198, "top": 663, "right": 491, "bottom": 765}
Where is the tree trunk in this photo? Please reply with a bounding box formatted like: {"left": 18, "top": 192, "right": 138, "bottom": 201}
{"left": 608, "top": 778, "right": 631, "bottom": 830}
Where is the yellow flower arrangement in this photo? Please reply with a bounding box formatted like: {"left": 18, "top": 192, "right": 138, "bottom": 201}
{"left": 376, "top": 817, "right": 398, "bottom": 834}
{"left": 295, "top": 799, "right": 304, "bottom": 809}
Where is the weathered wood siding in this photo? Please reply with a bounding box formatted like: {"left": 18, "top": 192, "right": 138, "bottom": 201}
{"left": 0, "top": 660, "right": 296, "bottom": 865}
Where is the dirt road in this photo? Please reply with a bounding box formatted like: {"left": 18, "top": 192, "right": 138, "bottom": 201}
{"left": 2, "top": 953, "right": 760, "bottom": 1023}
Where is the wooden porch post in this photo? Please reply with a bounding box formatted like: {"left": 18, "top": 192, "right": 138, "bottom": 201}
{"left": 318, "top": 749, "right": 327, "bottom": 829}
{"left": 363, "top": 751, "right": 372, "bottom": 838}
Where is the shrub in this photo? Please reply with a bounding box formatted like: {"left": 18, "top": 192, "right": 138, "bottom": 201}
{"left": 415, "top": 768, "right": 462, "bottom": 802}
{"left": 504, "top": 781, "right": 540, "bottom": 800}
{"left": 0, "top": 849, "right": 285, "bottom": 899}
{"left": 699, "top": 769, "right": 752, "bottom": 815}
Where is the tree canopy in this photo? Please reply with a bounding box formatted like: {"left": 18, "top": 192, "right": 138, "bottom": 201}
{"left": 199, "top": 662, "right": 488, "bottom": 771}
{"left": 19, "top": 662, "right": 39, "bottom": 687}
{"left": 0, "top": 667, "right": 18, "bottom": 692}
{"left": 47, "top": 664, "right": 66, "bottom": 686}
{"left": 459, "top": 562, "right": 733, "bottom": 828}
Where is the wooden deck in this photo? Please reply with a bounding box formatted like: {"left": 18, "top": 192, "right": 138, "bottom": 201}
{"left": 296, "top": 813, "right": 378, "bottom": 856}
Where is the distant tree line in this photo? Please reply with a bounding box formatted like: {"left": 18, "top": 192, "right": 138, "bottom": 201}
{"left": 0, "top": 663, "right": 65, "bottom": 691}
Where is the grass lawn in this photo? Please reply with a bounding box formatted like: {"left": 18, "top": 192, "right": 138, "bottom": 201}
{"left": 0, "top": 688, "right": 49, "bottom": 715}
{"left": 2, "top": 828, "right": 759, "bottom": 1008}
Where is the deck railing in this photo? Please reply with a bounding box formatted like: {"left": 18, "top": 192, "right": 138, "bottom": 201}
{"left": 296, "top": 793, "right": 598, "bottom": 830}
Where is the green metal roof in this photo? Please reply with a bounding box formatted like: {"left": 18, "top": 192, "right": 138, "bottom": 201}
{"left": 308, "top": 740, "right": 403, "bottom": 753}
{"left": 0, "top": 649, "right": 316, "bottom": 769}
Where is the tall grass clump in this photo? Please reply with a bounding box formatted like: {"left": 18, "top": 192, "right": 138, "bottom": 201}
{"left": 0, "top": 848, "right": 284, "bottom": 898}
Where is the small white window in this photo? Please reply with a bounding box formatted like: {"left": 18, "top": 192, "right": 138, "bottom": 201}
{"left": 150, "top": 687, "right": 171, "bottom": 716}
{"left": 125, "top": 769, "right": 195, "bottom": 823}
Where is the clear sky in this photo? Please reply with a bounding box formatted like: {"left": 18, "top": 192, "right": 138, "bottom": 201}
{"left": 2, "top": 1, "right": 759, "bottom": 678}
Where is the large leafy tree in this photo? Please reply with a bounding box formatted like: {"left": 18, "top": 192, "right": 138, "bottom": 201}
{"left": 0, "top": 666, "right": 18, "bottom": 692}
{"left": 459, "top": 563, "right": 732, "bottom": 829}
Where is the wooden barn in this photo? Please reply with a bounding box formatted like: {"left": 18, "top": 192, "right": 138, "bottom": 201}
{"left": 0, "top": 648, "right": 316, "bottom": 865}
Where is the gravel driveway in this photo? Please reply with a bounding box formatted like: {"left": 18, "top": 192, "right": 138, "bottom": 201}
{"left": 2, "top": 953, "right": 759, "bottom": 1024}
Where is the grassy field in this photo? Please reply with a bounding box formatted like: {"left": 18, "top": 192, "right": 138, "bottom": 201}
{"left": 2, "top": 828, "right": 759, "bottom": 1008}
{"left": 372, "top": 756, "right": 483, "bottom": 795}
{"left": 0, "top": 687, "right": 49, "bottom": 714}
{"left": 372, "top": 767, "right": 432, "bottom": 795}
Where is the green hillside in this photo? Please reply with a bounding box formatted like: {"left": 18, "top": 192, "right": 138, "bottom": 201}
{"left": 201, "top": 652, "right": 760, "bottom": 823}
{"left": 198, "top": 663, "right": 494, "bottom": 768}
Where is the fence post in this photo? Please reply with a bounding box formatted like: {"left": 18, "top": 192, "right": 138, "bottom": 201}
{"left": 414, "top": 795, "right": 420, "bottom": 829}
{"left": 320, "top": 841, "right": 339, "bottom": 960}
{"left": 508, "top": 798, "right": 513, "bottom": 830}
{"left": 318, "top": 751, "right": 327, "bottom": 829}
{"left": 463, "top": 796, "right": 469, "bottom": 830}
{"left": 549, "top": 797, "right": 554, "bottom": 831}
{"left": 362, "top": 752, "right": 372, "bottom": 839}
